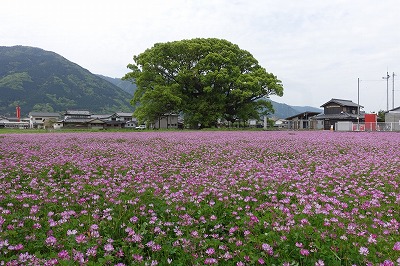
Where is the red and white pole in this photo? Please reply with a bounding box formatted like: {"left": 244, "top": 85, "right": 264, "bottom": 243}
{"left": 16, "top": 106, "right": 21, "bottom": 122}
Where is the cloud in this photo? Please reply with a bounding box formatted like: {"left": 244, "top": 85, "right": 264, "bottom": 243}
{"left": 1, "top": 0, "right": 400, "bottom": 112}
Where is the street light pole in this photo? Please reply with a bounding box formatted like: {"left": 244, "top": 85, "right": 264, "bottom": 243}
{"left": 393, "top": 72, "right": 396, "bottom": 109}
{"left": 382, "top": 72, "right": 390, "bottom": 111}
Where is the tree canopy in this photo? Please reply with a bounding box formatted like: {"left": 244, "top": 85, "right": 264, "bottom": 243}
{"left": 123, "top": 38, "right": 283, "bottom": 128}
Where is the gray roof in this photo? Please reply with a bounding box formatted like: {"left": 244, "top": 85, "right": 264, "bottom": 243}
{"left": 314, "top": 112, "right": 364, "bottom": 120}
{"left": 91, "top": 114, "right": 112, "bottom": 119}
{"left": 115, "top": 112, "right": 133, "bottom": 117}
{"left": 65, "top": 110, "right": 91, "bottom": 116}
{"left": 321, "top": 98, "right": 363, "bottom": 108}
{"left": 386, "top": 106, "right": 400, "bottom": 113}
{"left": 63, "top": 118, "right": 92, "bottom": 123}
{"left": 29, "top": 112, "right": 60, "bottom": 117}
{"left": 285, "top": 111, "right": 321, "bottom": 120}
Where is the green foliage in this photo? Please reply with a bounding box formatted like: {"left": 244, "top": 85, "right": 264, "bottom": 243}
{"left": 124, "top": 38, "right": 283, "bottom": 128}
{"left": 32, "top": 103, "right": 55, "bottom": 112}
{"left": 377, "top": 110, "right": 385, "bottom": 122}
{"left": 0, "top": 72, "right": 32, "bottom": 91}
{"left": 0, "top": 46, "right": 133, "bottom": 116}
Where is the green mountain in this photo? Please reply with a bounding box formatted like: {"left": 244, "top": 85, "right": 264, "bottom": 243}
{"left": 97, "top": 74, "right": 137, "bottom": 96}
{"left": 0, "top": 46, "right": 133, "bottom": 116}
{"left": 268, "top": 100, "right": 322, "bottom": 119}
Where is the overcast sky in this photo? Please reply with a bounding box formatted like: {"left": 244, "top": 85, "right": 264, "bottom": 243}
{"left": 2, "top": 0, "right": 400, "bottom": 112}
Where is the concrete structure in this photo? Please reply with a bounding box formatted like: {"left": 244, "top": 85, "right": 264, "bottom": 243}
{"left": 153, "top": 114, "right": 179, "bottom": 129}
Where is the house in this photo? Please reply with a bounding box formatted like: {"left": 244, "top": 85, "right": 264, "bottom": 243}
{"left": 64, "top": 110, "right": 91, "bottom": 120}
{"left": 28, "top": 112, "right": 61, "bottom": 129}
{"left": 0, "top": 116, "right": 29, "bottom": 129}
{"left": 61, "top": 110, "right": 92, "bottom": 128}
{"left": 55, "top": 111, "right": 135, "bottom": 129}
{"left": 273, "top": 119, "right": 289, "bottom": 129}
{"left": 285, "top": 111, "right": 322, "bottom": 130}
{"left": 90, "top": 112, "right": 134, "bottom": 128}
{"left": 153, "top": 113, "right": 179, "bottom": 129}
{"left": 0, "top": 115, "right": 9, "bottom": 128}
{"left": 115, "top": 113, "right": 134, "bottom": 122}
{"left": 314, "top": 99, "right": 364, "bottom": 130}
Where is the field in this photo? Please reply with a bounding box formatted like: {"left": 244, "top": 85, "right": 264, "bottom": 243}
{"left": 0, "top": 131, "right": 399, "bottom": 265}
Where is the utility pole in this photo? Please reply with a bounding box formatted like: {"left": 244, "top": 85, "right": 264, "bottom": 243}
{"left": 382, "top": 72, "right": 390, "bottom": 111}
{"left": 393, "top": 72, "right": 396, "bottom": 109}
{"left": 357, "top": 77, "right": 360, "bottom": 130}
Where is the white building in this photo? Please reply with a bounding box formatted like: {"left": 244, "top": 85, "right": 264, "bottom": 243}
{"left": 29, "top": 112, "right": 60, "bottom": 129}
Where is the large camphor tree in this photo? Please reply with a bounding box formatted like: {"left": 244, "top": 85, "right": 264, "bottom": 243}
{"left": 123, "top": 38, "right": 283, "bottom": 128}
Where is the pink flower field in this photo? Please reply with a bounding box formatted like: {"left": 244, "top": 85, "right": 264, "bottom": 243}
{"left": 0, "top": 131, "right": 399, "bottom": 265}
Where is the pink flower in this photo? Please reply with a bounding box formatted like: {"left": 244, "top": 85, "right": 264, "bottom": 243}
{"left": 300, "top": 249, "right": 310, "bottom": 256}
{"left": 258, "top": 258, "right": 265, "bottom": 264}
{"left": 393, "top": 242, "right": 400, "bottom": 251}
{"left": 261, "top": 243, "right": 274, "bottom": 255}
{"left": 86, "top": 246, "right": 97, "bottom": 257}
{"left": 204, "top": 258, "right": 218, "bottom": 264}
{"left": 315, "top": 259, "right": 325, "bottom": 266}
{"left": 58, "top": 250, "right": 70, "bottom": 260}
{"left": 45, "top": 236, "right": 57, "bottom": 246}
{"left": 104, "top": 243, "right": 114, "bottom": 252}
{"left": 379, "top": 260, "right": 394, "bottom": 266}
{"left": 32, "top": 223, "right": 41, "bottom": 229}
{"left": 359, "top": 246, "right": 369, "bottom": 256}
{"left": 206, "top": 248, "right": 215, "bottom": 255}
{"left": 75, "top": 234, "right": 87, "bottom": 244}
{"left": 368, "top": 234, "right": 377, "bottom": 244}
{"left": 132, "top": 254, "right": 143, "bottom": 262}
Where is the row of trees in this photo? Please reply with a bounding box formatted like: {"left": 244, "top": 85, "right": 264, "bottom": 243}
{"left": 123, "top": 38, "right": 283, "bottom": 128}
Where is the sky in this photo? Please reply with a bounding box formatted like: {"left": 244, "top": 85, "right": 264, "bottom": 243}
{"left": 1, "top": 0, "right": 400, "bottom": 113}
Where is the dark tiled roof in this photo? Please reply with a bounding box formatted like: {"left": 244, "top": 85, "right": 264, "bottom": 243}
{"left": 65, "top": 110, "right": 91, "bottom": 116}
{"left": 91, "top": 114, "right": 112, "bottom": 119}
{"left": 29, "top": 112, "right": 60, "bottom": 117}
{"left": 63, "top": 118, "right": 92, "bottom": 123}
{"left": 285, "top": 111, "right": 321, "bottom": 120}
{"left": 320, "top": 98, "right": 363, "bottom": 108}
{"left": 314, "top": 112, "right": 364, "bottom": 120}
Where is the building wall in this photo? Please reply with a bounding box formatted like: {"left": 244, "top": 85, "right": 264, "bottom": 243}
{"left": 385, "top": 113, "right": 400, "bottom": 123}
{"left": 153, "top": 115, "right": 178, "bottom": 129}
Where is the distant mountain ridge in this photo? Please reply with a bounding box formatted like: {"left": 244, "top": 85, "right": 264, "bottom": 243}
{"left": 268, "top": 101, "right": 322, "bottom": 119}
{"left": 97, "top": 74, "right": 137, "bottom": 95}
{"left": 0, "top": 46, "right": 133, "bottom": 116}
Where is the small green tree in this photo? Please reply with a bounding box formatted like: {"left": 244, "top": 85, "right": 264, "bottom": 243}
{"left": 123, "top": 38, "right": 283, "bottom": 128}
{"left": 377, "top": 110, "right": 385, "bottom": 122}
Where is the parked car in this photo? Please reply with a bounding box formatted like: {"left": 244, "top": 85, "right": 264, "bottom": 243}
{"left": 135, "top": 125, "right": 146, "bottom": 130}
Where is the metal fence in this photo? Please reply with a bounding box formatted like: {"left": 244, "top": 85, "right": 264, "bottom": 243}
{"left": 336, "top": 122, "right": 400, "bottom": 132}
